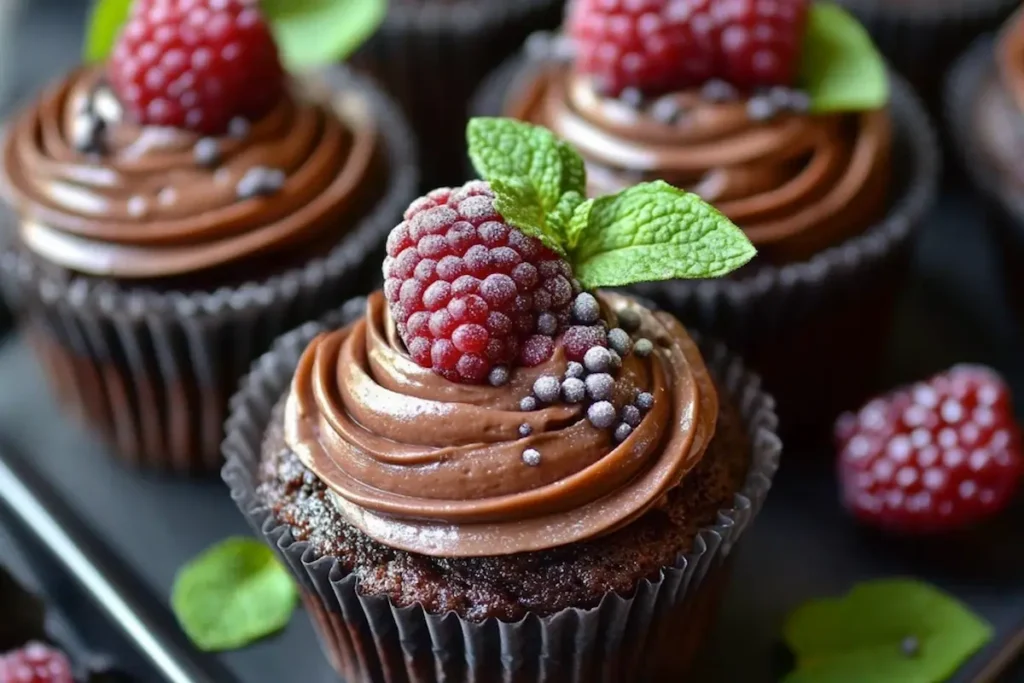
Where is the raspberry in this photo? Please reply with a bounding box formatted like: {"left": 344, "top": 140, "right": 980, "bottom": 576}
{"left": 0, "top": 642, "right": 73, "bottom": 683}
{"left": 109, "top": 0, "right": 285, "bottom": 134}
{"left": 567, "top": 0, "right": 719, "bottom": 96}
{"left": 837, "top": 366, "right": 1024, "bottom": 534}
{"left": 384, "top": 182, "right": 573, "bottom": 383}
{"left": 566, "top": 0, "right": 808, "bottom": 96}
{"left": 562, "top": 325, "right": 608, "bottom": 362}
{"left": 717, "top": 0, "right": 809, "bottom": 91}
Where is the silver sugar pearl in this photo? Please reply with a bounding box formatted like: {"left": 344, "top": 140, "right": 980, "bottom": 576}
{"left": 614, "top": 423, "right": 634, "bottom": 443}
{"left": 488, "top": 366, "right": 510, "bottom": 387}
{"left": 746, "top": 95, "right": 778, "bottom": 122}
{"left": 584, "top": 346, "right": 613, "bottom": 373}
{"left": 636, "top": 392, "right": 654, "bottom": 412}
{"left": 564, "top": 361, "right": 585, "bottom": 380}
{"left": 608, "top": 328, "right": 632, "bottom": 356}
{"left": 633, "top": 339, "right": 654, "bottom": 358}
{"left": 194, "top": 138, "right": 222, "bottom": 168}
{"left": 572, "top": 292, "right": 601, "bottom": 324}
{"left": 788, "top": 90, "right": 812, "bottom": 113}
{"left": 619, "top": 87, "right": 644, "bottom": 109}
{"left": 649, "top": 95, "right": 683, "bottom": 125}
{"left": 522, "top": 448, "right": 542, "bottom": 467}
{"left": 585, "top": 373, "right": 615, "bottom": 401}
{"left": 609, "top": 350, "right": 622, "bottom": 370}
{"left": 768, "top": 86, "right": 792, "bottom": 109}
{"left": 237, "top": 167, "right": 286, "bottom": 199}
{"left": 702, "top": 78, "right": 739, "bottom": 103}
{"left": 533, "top": 375, "right": 561, "bottom": 404}
{"left": 561, "top": 377, "right": 586, "bottom": 404}
{"left": 621, "top": 404, "right": 642, "bottom": 428}
{"left": 616, "top": 307, "right": 641, "bottom": 333}
{"left": 520, "top": 396, "right": 538, "bottom": 412}
{"left": 588, "top": 401, "right": 617, "bottom": 430}
{"left": 518, "top": 423, "right": 533, "bottom": 438}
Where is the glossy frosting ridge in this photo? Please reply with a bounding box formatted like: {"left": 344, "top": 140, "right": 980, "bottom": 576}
{"left": 0, "top": 67, "right": 378, "bottom": 278}
{"left": 507, "top": 64, "right": 892, "bottom": 263}
{"left": 285, "top": 292, "right": 718, "bottom": 558}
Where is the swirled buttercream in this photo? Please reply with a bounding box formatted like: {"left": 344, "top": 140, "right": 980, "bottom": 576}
{"left": 505, "top": 63, "right": 892, "bottom": 263}
{"left": 285, "top": 292, "right": 718, "bottom": 558}
{"left": 0, "top": 67, "right": 379, "bottom": 278}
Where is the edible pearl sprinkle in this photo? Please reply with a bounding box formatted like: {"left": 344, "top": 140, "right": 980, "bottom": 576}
{"left": 561, "top": 378, "right": 586, "bottom": 404}
{"left": 633, "top": 339, "right": 654, "bottom": 358}
{"left": 636, "top": 392, "right": 654, "bottom": 412}
{"left": 522, "top": 449, "right": 542, "bottom": 467}
{"left": 572, "top": 293, "right": 601, "bottom": 324}
{"left": 488, "top": 366, "right": 510, "bottom": 387}
{"left": 520, "top": 396, "right": 538, "bottom": 412}
{"left": 533, "top": 376, "right": 561, "bottom": 404}
{"left": 584, "top": 346, "right": 613, "bottom": 373}
{"left": 518, "top": 423, "right": 533, "bottom": 438}
{"left": 237, "top": 167, "right": 286, "bottom": 199}
{"left": 617, "top": 307, "right": 641, "bottom": 333}
{"left": 607, "top": 328, "right": 632, "bottom": 356}
{"left": 585, "top": 373, "right": 615, "bottom": 401}
{"left": 588, "top": 401, "right": 617, "bottom": 429}
{"left": 614, "top": 423, "right": 633, "bottom": 443}
{"left": 194, "top": 138, "right": 222, "bottom": 167}
{"left": 564, "top": 361, "right": 585, "bottom": 379}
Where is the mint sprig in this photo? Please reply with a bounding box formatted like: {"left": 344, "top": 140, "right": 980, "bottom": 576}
{"left": 467, "top": 118, "right": 755, "bottom": 289}
{"left": 171, "top": 537, "right": 298, "bottom": 652}
{"left": 783, "top": 579, "right": 993, "bottom": 683}
{"left": 84, "top": 0, "right": 385, "bottom": 70}
{"left": 799, "top": 2, "right": 889, "bottom": 114}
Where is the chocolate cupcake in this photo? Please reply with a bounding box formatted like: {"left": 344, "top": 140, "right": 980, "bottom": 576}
{"left": 0, "top": 1, "right": 418, "bottom": 473}
{"left": 835, "top": 0, "right": 1018, "bottom": 106}
{"left": 224, "top": 118, "right": 780, "bottom": 682}
{"left": 947, "top": 12, "right": 1024, "bottom": 319}
{"left": 350, "top": 0, "right": 564, "bottom": 187}
{"left": 473, "top": 0, "right": 940, "bottom": 438}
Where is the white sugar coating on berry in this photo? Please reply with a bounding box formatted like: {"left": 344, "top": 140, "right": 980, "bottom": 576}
{"left": 872, "top": 458, "right": 894, "bottom": 483}
{"left": 480, "top": 274, "right": 517, "bottom": 307}
{"left": 959, "top": 480, "right": 978, "bottom": 499}
{"left": 906, "top": 492, "right": 932, "bottom": 513}
{"left": 846, "top": 435, "right": 873, "bottom": 460}
{"left": 895, "top": 466, "right": 918, "bottom": 489}
{"left": 940, "top": 399, "right": 964, "bottom": 424}
{"left": 886, "top": 435, "right": 912, "bottom": 463}
{"left": 991, "top": 429, "right": 1011, "bottom": 450}
{"left": 959, "top": 423, "right": 981, "bottom": 447}
{"left": 537, "top": 312, "right": 558, "bottom": 335}
{"left": 902, "top": 404, "right": 929, "bottom": 428}
{"left": 937, "top": 428, "right": 957, "bottom": 449}
{"left": 917, "top": 446, "right": 939, "bottom": 468}
{"left": 969, "top": 449, "right": 991, "bottom": 472}
{"left": 980, "top": 489, "right": 997, "bottom": 505}
{"left": 977, "top": 383, "right": 1000, "bottom": 406}
{"left": 856, "top": 492, "right": 882, "bottom": 513}
{"left": 533, "top": 376, "right": 561, "bottom": 403}
{"left": 860, "top": 402, "right": 887, "bottom": 431}
{"left": 923, "top": 468, "right": 946, "bottom": 491}
{"left": 912, "top": 384, "right": 939, "bottom": 408}
{"left": 910, "top": 428, "right": 931, "bottom": 449}
{"left": 885, "top": 490, "right": 904, "bottom": 510}
{"left": 973, "top": 406, "right": 995, "bottom": 427}
{"left": 942, "top": 448, "right": 965, "bottom": 469}
{"left": 458, "top": 195, "right": 501, "bottom": 223}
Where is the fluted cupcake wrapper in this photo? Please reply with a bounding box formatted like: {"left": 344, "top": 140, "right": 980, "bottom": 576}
{"left": 0, "top": 66, "right": 419, "bottom": 475}
{"left": 350, "top": 0, "right": 563, "bottom": 187}
{"left": 222, "top": 299, "right": 782, "bottom": 683}
{"left": 473, "top": 58, "right": 939, "bottom": 438}
{"left": 835, "top": 0, "right": 1017, "bottom": 102}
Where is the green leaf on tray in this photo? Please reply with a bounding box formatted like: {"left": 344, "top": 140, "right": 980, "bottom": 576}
{"left": 262, "top": 0, "right": 386, "bottom": 70}
{"left": 171, "top": 537, "right": 298, "bottom": 652}
{"left": 783, "top": 579, "right": 993, "bottom": 683}
{"left": 83, "top": 0, "right": 133, "bottom": 63}
{"left": 569, "top": 181, "right": 756, "bottom": 289}
{"left": 799, "top": 2, "right": 889, "bottom": 114}
{"left": 83, "top": 0, "right": 386, "bottom": 68}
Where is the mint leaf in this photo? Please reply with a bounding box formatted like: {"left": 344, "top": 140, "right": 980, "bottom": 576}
{"left": 566, "top": 197, "right": 594, "bottom": 250}
{"left": 490, "top": 176, "right": 567, "bottom": 257}
{"left": 568, "top": 181, "right": 755, "bottom": 289}
{"left": 468, "top": 118, "right": 564, "bottom": 211}
{"left": 783, "top": 579, "right": 993, "bottom": 683}
{"left": 83, "top": 0, "right": 132, "bottom": 63}
{"left": 171, "top": 538, "right": 297, "bottom": 652}
{"left": 557, "top": 141, "right": 587, "bottom": 198}
{"left": 799, "top": 2, "right": 889, "bottom": 113}
{"left": 262, "top": 0, "right": 386, "bottom": 70}
{"left": 548, "top": 191, "right": 586, "bottom": 246}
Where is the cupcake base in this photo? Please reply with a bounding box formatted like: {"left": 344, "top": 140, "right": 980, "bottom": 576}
{"left": 473, "top": 60, "right": 939, "bottom": 442}
{"left": 0, "top": 67, "right": 419, "bottom": 475}
{"left": 222, "top": 301, "right": 781, "bottom": 683}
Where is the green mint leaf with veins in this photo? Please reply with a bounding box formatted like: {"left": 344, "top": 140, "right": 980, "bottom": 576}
{"left": 171, "top": 538, "right": 298, "bottom": 652}
{"left": 83, "top": 0, "right": 386, "bottom": 68}
{"left": 490, "top": 177, "right": 569, "bottom": 258}
{"left": 548, "top": 191, "right": 586, "bottom": 246}
{"left": 83, "top": 0, "right": 132, "bottom": 63}
{"left": 262, "top": 0, "right": 386, "bottom": 70}
{"left": 783, "top": 579, "right": 992, "bottom": 683}
{"left": 799, "top": 2, "right": 889, "bottom": 114}
{"left": 569, "top": 181, "right": 755, "bottom": 289}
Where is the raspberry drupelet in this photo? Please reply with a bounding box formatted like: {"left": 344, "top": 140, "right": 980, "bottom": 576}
{"left": 108, "top": 0, "right": 285, "bottom": 134}
{"left": 0, "top": 642, "right": 73, "bottom": 683}
{"left": 384, "top": 181, "right": 576, "bottom": 384}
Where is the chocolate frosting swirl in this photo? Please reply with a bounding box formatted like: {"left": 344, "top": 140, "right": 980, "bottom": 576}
{"left": 0, "top": 67, "right": 378, "bottom": 278}
{"left": 977, "top": 11, "right": 1024, "bottom": 191}
{"left": 506, "top": 64, "right": 893, "bottom": 263}
{"left": 285, "top": 292, "right": 718, "bottom": 558}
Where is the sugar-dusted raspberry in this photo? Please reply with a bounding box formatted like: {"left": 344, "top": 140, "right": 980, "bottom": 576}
{"left": 109, "top": 0, "right": 285, "bottom": 134}
{"left": 837, "top": 365, "right": 1024, "bottom": 533}
{"left": 567, "top": 0, "right": 718, "bottom": 96}
{"left": 0, "top": 642, "right": 73, "bottom": 683}
{"left": 717, "top": 0, "right": 809, "bottom": 91}
{"left": 384, "top": 182, "right": 574, "bottom": 383}
{"left": 562, "top": 325, "right": 608, "bottom": 362}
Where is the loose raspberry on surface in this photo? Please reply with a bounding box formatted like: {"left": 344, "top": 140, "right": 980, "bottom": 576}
{"left": 566, "top": 0, "right": 808, "bottom": 96}
{"left": 109, "top": 0, "right": 285, "bottom": 134}
{"left": 384, "top": 181, "right": 574, "bottom": 384}
{"left": 0, "top": 642, "right": 73, "bottom": 683}
{"left": 836, "top": 365, "right": 1024, "bottom": 533}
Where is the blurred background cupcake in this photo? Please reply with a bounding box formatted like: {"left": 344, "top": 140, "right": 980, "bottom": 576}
{"left": 351, "top": 0, "right": 566, "bottom": 187}
{"left": 0, "top": 0, "right": 419, "bottom": 474}
{"left": 947, "top": 9, "right": 1024, "bottom": 323}
{"left": 836, "top": 0, "right": 1019, "bottom": 110}
{"left": 473, "top": 0, "right": 940, "bottom": 440}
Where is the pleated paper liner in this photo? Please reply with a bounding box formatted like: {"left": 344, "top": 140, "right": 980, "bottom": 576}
{"left": 835, "top": 0, "right": 1018, "bottom": 109}
{"left": 0, "top": 66, "right": 419, "bottom": 475}
{"left": 222, "top": 297, "right": 782, "bottom": 683}
{"left": 472, "top": 56, "right": 940, "bottom": 441}
{"left": 349, "top": 0, "right": 564, "bottom": 188}
{"left": 946, "top": 35, "right": 1024, "bottom": 323}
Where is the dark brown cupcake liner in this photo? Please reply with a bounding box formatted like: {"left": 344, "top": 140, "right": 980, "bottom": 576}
{"left": 835, "top": 0, "right": 1018, "bottom": 105}
{"left": 945, "top": 35, "right": 1024, "bottom": 318}
{"left": 350, "top": 0, "right": 564, "bottom": 188}
{"left": 0, "top": 66, "right": 419, "bottom": 475}
{"left": 473, "top": 57, "right": 940, "bottom": 440}
{"left": 221, "top": 298, "right": 782, "bottom": 683}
